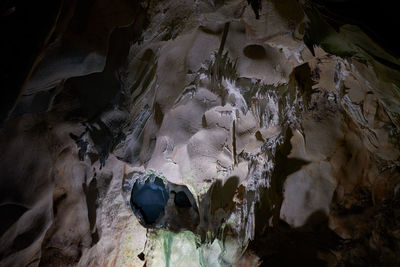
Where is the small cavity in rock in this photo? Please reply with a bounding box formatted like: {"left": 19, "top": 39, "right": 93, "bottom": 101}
{"left": 174, "top": 191, "right": 192, "bottom": 208}
{"left": 243, "top": 44, "right": 267, "bottom": 59}
{"left": 130, "top": 177, "right": 169, "bottom": 225}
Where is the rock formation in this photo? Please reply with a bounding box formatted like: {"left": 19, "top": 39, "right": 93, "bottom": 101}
{"left": 1, "top": 0, "right": 399, "bottom": 266}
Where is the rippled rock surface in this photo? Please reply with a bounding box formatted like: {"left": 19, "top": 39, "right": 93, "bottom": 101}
{"left": 1, "top": 0, "right": 400, "bottom": 266}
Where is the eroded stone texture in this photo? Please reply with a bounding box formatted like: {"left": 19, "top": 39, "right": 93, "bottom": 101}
{"left": 1, "top": 0, "right": 400, "bottom": 266}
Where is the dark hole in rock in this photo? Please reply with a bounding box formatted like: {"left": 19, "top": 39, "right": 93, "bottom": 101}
{"left": 138, "top": 252, "right": 145, "bottom": 261}
{"left": 0, "top": 203, "right": 28, "bottom": 237}
{"left": 130, "top": 176, "right": 169, "bottom": 225}
{"left": 243, "top": 44, "right": 267, "bottom": 59}
{"left": 174, "top": 191, "right": 192, "bottom": 208}
{"left": 12, "top": 215, "right": 46, "bottom": 252}
{"left": 210, "top": 176, "right": 240, "bottom": 214}
{"left": 91, "top": 229, "right": 99, "bottom": 246}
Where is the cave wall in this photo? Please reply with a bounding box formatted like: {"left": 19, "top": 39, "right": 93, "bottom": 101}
{"left": 1, "top": 0, "right": 400, "bottom": 266}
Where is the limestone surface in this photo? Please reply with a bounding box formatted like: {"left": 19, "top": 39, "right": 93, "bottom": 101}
{"left": 1, "top": 0, "right": 400, "bottom": 266}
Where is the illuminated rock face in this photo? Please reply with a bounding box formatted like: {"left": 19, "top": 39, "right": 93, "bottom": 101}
{"left": 1, "top": 0, "right": 400, "bottom": 266}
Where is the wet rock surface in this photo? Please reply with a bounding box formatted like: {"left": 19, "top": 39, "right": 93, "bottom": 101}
{"left": 1, "top": 0, "right": 400, "bottom": 266}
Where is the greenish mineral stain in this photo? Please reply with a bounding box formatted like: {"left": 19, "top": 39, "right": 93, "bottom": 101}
{"left": 199, "top": 246, "right": 206, "bottom": 267}
{"left": 163, "top": 231, "right": 173, "bottom": 267}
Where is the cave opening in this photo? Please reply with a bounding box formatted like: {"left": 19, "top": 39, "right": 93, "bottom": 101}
{"left": 130, "top": 176, "right": 169, "bottom": 225}
{"left": 128, "top": 173, "right": 200, "bottom": 230}
{"left": 174, "top": 191, "right": 192, "bottom": 208}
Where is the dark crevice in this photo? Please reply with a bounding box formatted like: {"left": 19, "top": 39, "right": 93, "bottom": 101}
{"left": 52, "top": 193, "right": 67, "bottom": 216}
{"left": 0, "top": 203, "right": 28, "bottom": 237}
{"left": 247, "top": 0, "right": 262, "bottom": 19}
{"left": 82, "top": 178, "right": 99, "bottom": 232}
{"left": 153, "top": 102, "right": 164, "bottom": 126}
{"left": 174, "top": 191, "right": 192, "bottom": 208}
{"left": 232, "top": 120, "right": 237, "bottom": 165}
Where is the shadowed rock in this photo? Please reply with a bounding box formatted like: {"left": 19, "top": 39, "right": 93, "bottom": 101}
{"left": 130, "top": 177, "right": 169, "bottom": 225}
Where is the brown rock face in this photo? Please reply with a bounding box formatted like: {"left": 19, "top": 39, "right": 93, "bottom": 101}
{"left": 1, "top": 0, "right": 400, "bottom": 266}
